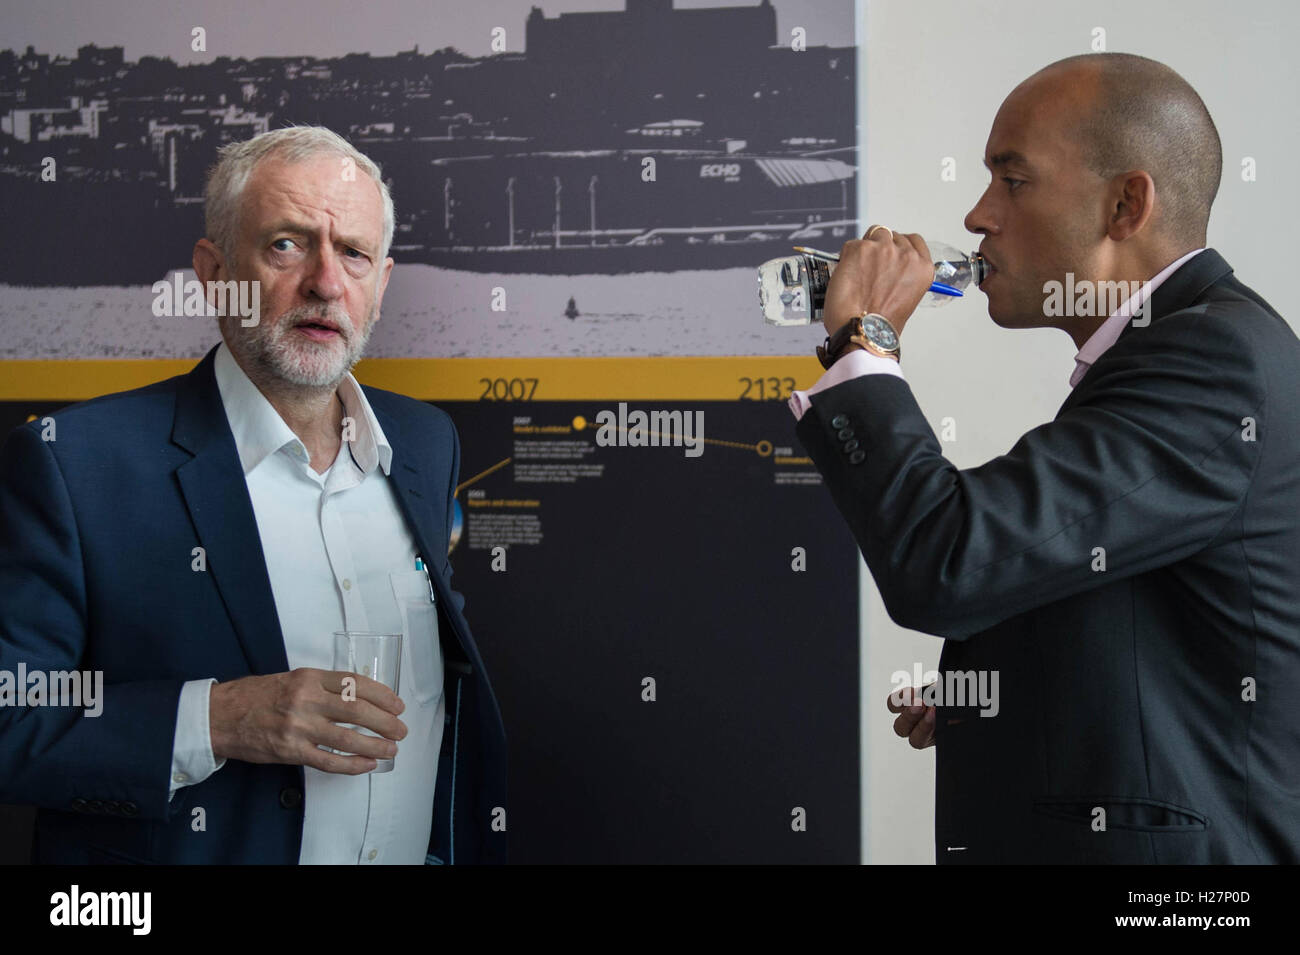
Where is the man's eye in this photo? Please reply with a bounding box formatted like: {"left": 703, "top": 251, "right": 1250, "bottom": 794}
{"left": 271, "top": 238, "right": 295, "bottom": 252}
{"left": 344, "top": 247, "right": 365, "bottom": 259}
{"left": 1004, "top": 178, "right": 1025, "bottom": 191}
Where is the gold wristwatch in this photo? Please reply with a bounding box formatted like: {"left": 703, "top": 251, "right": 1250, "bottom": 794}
{"left": 817, "top": 312, "right": 900, "bottom": 368}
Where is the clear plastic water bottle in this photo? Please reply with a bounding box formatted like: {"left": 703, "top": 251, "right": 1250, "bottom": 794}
{"left": 757, "top": 241, "right": 988, "bottom": 326}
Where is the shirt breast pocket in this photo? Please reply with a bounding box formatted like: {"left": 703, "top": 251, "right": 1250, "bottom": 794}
{"left": 389, "top": 571, "right": 444, "bottom": 706}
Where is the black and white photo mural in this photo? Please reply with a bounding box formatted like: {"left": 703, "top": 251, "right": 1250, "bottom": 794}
{"left": 0, "top": 0, "right": 856, "bottom": 358}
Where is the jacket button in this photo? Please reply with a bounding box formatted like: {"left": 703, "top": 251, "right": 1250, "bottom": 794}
{"left": 87, "top": 799, "right": 104, "bottom": 814}
{"left": 121, "top": 802, "right": 139, "bottom": 817}
{"left": 843, "top": 438, "right": 859, "bottom": 452}
{"left": 104, "top": 800, "right": 121, "bottom": 815}
{"left": 70, "top": 797, "right": 87, "bottom": 812}
{"left": 849, "top": 449, "right": 866, "bottom": 465}
{"left": 836, "top": 427, "right": 854, "bottom": 441}
{"left": 831, "top": 414, "right": 849, "bottom": 429}
{"left": 279, "top": 787, "right": 303, "bottom": 809}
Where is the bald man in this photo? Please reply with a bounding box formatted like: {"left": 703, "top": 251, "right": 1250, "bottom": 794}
{"left": 793, "top": 53, "right": 1300, "bottom": 863}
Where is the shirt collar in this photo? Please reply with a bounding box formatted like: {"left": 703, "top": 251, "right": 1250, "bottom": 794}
{"left": 212, "top": 340, "right": 393, "bottom": 477}
{"left": 1069, "top": 248, "right": 1206, "bottom": 388}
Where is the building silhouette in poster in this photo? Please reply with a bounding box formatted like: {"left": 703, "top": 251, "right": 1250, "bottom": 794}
{"left": 0, "top": 0, "right": 856, "bottom": 285}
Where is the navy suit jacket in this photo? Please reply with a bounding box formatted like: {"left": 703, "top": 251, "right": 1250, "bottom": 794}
{"left": 0, "top": 344, "right": 507, "bottom": 864}
{"left": 798, "top": 249, "right": 1300, "bottom": 863}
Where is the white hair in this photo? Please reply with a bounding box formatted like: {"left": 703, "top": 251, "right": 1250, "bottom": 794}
{"left": 203, "top": 124, "right": 395, "bottom": 269}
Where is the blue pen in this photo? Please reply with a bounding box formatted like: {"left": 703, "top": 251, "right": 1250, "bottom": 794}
{"left": 793, "top": 246, "right": 964, "bottom": 298}
{"left": 414, "top": 554, "right": 436, "bottom": 602}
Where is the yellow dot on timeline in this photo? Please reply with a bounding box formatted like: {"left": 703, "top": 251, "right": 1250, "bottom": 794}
{"left": 572, "top": 415, "right": 587, "bottom": 431}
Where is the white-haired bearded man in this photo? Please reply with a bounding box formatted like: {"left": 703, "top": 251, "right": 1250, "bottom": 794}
{"left": 0, "top": 125, "right": 507, "bottom": 865}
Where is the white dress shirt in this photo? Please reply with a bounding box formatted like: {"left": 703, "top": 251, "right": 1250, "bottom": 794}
{"left": 788, "top": 249, "right": 1207, "bottom": 419}
{"left": 168, "top": 340, "right": 445, "bottom": 864}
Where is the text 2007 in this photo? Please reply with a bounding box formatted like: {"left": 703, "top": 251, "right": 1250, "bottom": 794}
{"left": 479, "top": 377, "right": 539, "bottom": 400}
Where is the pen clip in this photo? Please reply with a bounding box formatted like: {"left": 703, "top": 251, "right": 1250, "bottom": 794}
{"left": 793, "top": 245, "right": 841, "bottom": 262}
{"left": 414, "top": 553, "right": 437, "bottom": 603}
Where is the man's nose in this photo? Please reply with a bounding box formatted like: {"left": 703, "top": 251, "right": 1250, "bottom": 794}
{"left": 303, "top": 246, "right": 346, "bottom": 301}
{"left": 964, "top": 191, "right": 996, "bottom": 236}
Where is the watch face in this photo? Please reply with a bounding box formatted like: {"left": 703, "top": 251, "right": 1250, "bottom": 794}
{"left": 862, "top": 315, "right": 899, "bottom": 351}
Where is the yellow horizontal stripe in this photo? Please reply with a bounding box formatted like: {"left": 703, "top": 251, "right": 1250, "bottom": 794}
{"left": 0, "top": 356, "right": 825, "bottom": 402}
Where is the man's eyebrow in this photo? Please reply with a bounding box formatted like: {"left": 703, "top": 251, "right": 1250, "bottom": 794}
{"left": 261, "top": 219, "right": 312, "bottom": 238}
{"left": 983, "top": 150, "right": 1032, "bottom": 170}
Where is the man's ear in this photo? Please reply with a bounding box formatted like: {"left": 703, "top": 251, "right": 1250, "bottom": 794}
{"left": 194, "top": 237, "right": 239, "bottom": 326}
{"left": 193, "top": 238, "right": 227, "bottom": 285}
{"left": 1106, "top": 170, "right": 1156, "bottom": 241}
{"left": 373, "top": 257, "right": 394, "bottom": 322}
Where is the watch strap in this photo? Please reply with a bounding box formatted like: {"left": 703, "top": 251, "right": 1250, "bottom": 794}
{"left": 818, "top": 313, "right": 900, "bottom": 368}
{"left": 817, "top": 315, "right": 863, "bottom": 370}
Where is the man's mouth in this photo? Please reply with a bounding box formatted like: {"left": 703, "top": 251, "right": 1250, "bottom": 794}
{"left": 978, "top": 251, "right": 998, "bottom": 286}
{"left": 293, "top": 317, "right": 343, "bottom": 341}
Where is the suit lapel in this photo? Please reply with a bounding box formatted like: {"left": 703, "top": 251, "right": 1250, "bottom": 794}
{"left": 1115, "top": 247, "right": 1233, "bottom": 345}
{"left": 370, "top": 410, "right": 442, "bottom": 570}
{"left": 172, "top": 346, "right": 289, "bottom": 675}
{"left": 369, "top": 402, "right": 477, "bottom": 669}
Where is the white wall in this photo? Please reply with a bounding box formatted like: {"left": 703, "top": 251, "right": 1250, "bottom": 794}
{"left": 856, "top": 0, "right": 1300, "bottom": 863}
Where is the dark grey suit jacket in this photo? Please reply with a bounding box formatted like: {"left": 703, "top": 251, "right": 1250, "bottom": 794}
{"left": 797, "top": 249, "right": 1300, "bottom": 863}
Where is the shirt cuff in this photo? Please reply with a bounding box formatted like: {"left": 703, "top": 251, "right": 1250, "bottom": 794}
{"left": 788, "top": 347, "right": 905, "bottom": 421}
{"left": 169, "top": 677, "right": 227, "bottom": 800}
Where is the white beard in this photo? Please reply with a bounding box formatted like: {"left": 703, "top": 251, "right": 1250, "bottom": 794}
{"left": 237, "top": 301, "right": 376, "bottom": 389}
